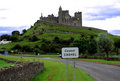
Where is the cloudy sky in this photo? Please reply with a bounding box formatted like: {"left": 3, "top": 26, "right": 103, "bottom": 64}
{"left": 0, "top": 0, "right": 120, "bottom": 36}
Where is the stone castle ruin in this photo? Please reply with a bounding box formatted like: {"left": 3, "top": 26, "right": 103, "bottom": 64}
{"left": 40, "top": 6, "right": 82, "bottom": 27}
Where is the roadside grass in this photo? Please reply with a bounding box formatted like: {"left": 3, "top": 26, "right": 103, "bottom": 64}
{"left": 79, "top": 58, "right": 120, "bottom": 65}
{"left": 0, "top": 60, "right": 14, "bottom": 68}
{"left": 0, "top": 56, "right": 94, "bottom": 81}
{"left": 13, "top": 54, "right": 59, "bottom": 57}
{"left": 11, "top": 54, "right": 120, "bottom": 65}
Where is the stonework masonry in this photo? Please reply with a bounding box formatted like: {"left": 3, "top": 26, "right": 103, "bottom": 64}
{"left": 0, "top": 58, "right": 44, "bottom": 81}
{"left": 40, "top": 6, "right": 82, "bottom": 27}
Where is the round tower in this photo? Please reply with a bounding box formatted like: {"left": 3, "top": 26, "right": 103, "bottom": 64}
{"left": 58, "top": 6, "right": 62, "bottom": 23}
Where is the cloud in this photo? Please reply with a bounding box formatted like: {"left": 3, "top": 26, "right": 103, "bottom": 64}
{"left": 0, "top": 30, "right": 10, "bottom": 36}
{"left": 0, "top": 17, "right": 7, "bottom": 19}
{"left": 0, "top": 8, "right": 8, "bottom": 11}
{"left": 84, "top": 6, "right": 120, "bottom": 20}
{"left": 83, "top": 16, "right": 120, "bottom": 30}
{"left": 109, "top": 30, "right": 120, "bottom": 36}
{"left": 0, "top": 26, "right": 28, "bottom": 35}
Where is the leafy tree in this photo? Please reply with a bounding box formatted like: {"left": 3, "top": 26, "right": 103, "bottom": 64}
{"left": 29, "top": 35, "right": 39, "bottom": 41}
{"left": 12, "top": 44, "right": 22, "bottom": 50}
{"left": 88, "top": 39, "right": 97, "bottom": 55}
{"left": 12, "top": 30, "right": 20, "bottom": 36}
{"left": 0, "top": 34, "right": 11, "bottom": 41}
{"left": 97, "top": 33, "right": 114, "bottom": 60}
{"left": 114, "top": 39, "right": 120, "bottom": 55}
{"left": 22, "top": 45, "right": 32, "bottom": 52}
{"left": 40, "top": 43, "right": 50, "bottom": 53}
{"left": 49, "top": 43, "right": 61, "bottom": 53}
{"left": 10, "top": 36, "right": 19, "bottom": 42}
{"left": 22, "top": 29, "right": 27, "bottom": 34}
{"left": 53, "top": 36, "right": 60, "bottom": 43}
{"left": 73, "top": 37, "right": 89, "bottom": 55}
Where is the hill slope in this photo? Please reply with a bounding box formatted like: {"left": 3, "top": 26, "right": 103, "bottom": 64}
{"left": 22, "top": 21, "right": 108, "bottom": 40}
{"left": 0, "top": 20, "right": 119, "bottom": 52}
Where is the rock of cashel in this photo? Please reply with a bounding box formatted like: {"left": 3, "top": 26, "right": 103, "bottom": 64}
{"left": 40, "top": 6, "right": 82, "bottom": 27}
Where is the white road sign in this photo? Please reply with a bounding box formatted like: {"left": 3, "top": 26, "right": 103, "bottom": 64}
{"left": 62, "top": 47, "right": 79, "bottom": 58}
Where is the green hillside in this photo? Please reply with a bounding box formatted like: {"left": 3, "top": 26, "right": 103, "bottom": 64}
{"left": 0, "top": 20, "right": 120, "bottom": 53}
{"left": 22, "top": 21, "right": 107, "bottom": 40}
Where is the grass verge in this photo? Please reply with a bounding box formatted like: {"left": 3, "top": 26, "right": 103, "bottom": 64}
{"left": 79, "top": 58, "right": 120, "bottom": 66}
{"left": 0, "top": 60, "right": 14, "bottom": 68}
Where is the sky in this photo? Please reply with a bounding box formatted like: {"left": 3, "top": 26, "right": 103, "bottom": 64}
{"left": 0, "top": 0, "right": 120, "bottom": 36}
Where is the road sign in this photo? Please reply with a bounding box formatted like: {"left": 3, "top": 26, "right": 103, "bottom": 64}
{"left": 62, "top": 47, "right": 79, "bottom": 81}
{"left": 62, "top": 47, "right": 79, "bottom": 58}
{"left": 4, "top": 51, "right": 8, "bottom": 55}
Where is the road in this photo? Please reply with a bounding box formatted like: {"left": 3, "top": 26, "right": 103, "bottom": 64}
{"left": 28, "top": 57, "right": 120, "bottom": 81}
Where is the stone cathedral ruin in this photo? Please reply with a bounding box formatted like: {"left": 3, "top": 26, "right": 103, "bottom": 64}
{"left": 40, "top": 6, "right": 82, "bottom": 27}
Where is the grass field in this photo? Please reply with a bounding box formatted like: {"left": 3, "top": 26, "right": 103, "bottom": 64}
{"left": 0, "top": 56, "right": 94, "bottom": 81}
{"left": 0, "top": 60, "right": 14, "bottom": 68}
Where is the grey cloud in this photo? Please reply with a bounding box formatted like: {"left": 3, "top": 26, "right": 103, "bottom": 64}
{"left": 85, "top": 6, "right": 120, "bottom": 20}
{"left": 0, "top": 17, "right": 7, "bottom": 19}
{"left": 109, "top": 30, "right": 120, "bottom": 36}
{"left": 0, "top": 26, "right": 29, "bottom": 36}
{"left": 0, "top": 8, "right": 8, "bottom": 11}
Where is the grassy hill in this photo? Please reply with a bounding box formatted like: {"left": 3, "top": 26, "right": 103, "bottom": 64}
{"left": 0, "top": 20, "right": 120, "bottom": 52}
{"left": 22, "top": 21, "right": 107, "bottom": 40}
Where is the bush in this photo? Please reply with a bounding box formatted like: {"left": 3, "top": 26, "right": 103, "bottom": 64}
{"left": 29, "top": 35, "right": 39, "bottom": 41}
{"left": 22, "top": 45, "right": 32, "bottom": 52}
{"left": 12, "top": 44, "right": 22, "bottom": 50}
{"left": 10, "top": 36, "right": 19, "bottom": 42}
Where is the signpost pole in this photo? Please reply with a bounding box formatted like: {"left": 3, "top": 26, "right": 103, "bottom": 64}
{"left": 62, "top": 47, "right": 79, "bottom": 81}
{"left": 73, "top": 59, "right": 75, "bottom": 81}
{"left": 66, "top": 59, "right": 68, "bottom": 81}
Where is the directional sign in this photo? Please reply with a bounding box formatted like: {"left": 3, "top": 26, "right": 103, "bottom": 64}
{"left": 62, "top": 47, "right": 79, "bottom": 58}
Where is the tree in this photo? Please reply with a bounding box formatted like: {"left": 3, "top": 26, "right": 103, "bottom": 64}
{"left": 88, "top": 39, "right": 97, "bottom": 55}
{"left": 12, "top": 30, "right": 20, "bottom": 36}
{"left": 12, "top": 44, "right": 22, "bottom": 50}
{"left": 40, "top": 43, "right": 50, "bottom": 53}
{"left": 114, "top": 39, "right": 120, "bottom": 55}
{"left": 0, "top": 34, "right": 11, "bottom": 41}
{"left": 73, "top": 37, "right": 89, "bottom": 55}
{"left": 10, "top": 36, "right": 19, "bottom": 42}
{"left": 22, "top": 45, "right": 32, "bottom": 52}
{"left": 22, "top": 29, "right": 27, "bottom": 34}
{"left": 29, "top": 35, "right": 39, "bottom": 41}
{"left": 53, "top": 36, "right": 61, "bottom": 43}
{"left": 97, "top": 33, "right": 114, "bottom": 60}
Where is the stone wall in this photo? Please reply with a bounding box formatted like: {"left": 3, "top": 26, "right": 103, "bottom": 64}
{"left": 0, "top": 58, "right": 44, "bottom": 81}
